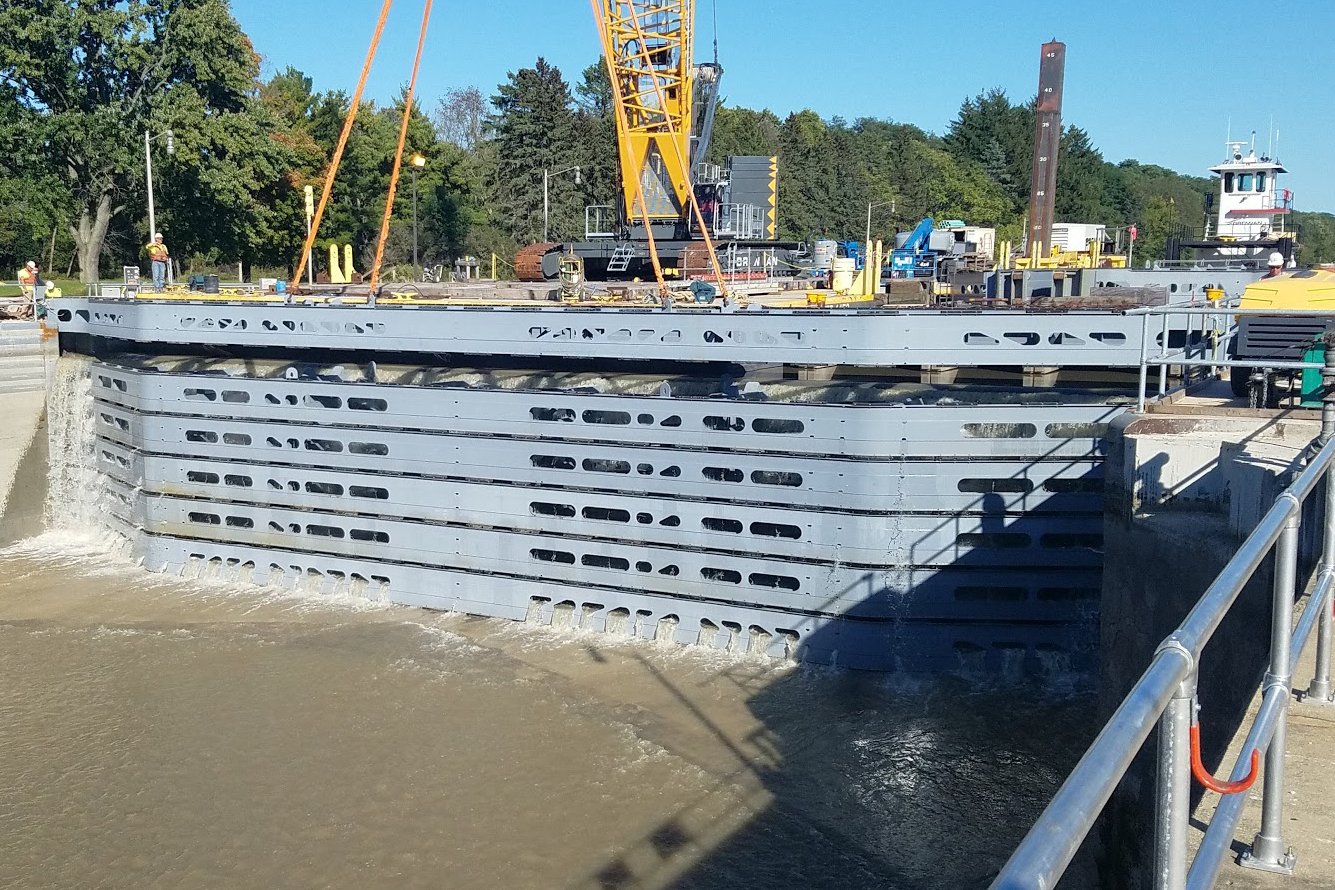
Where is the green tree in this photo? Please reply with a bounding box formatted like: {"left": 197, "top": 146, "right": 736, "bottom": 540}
{"left": 0, "top": 0, "right": 294, "bottom": 282}
{"left": 571, "top": 60, "right": 618, "bottom": 230}
{"left": 1054, "top": 127, "right": 1107, "bottom": 222}
{"left": 485, "top": 58, "right": 582, "bottom": 244}
{"left": 0, "top": 92, "right": 69, "bottom": 275}
{"left": 1294, "top": 211, "right": 1335, "bottom": 265}
{"left": 706, "top": 105, "right": 782, "bottom": 163}
{"left": 944, "top": 89, "right": 1033, "bottom": 206}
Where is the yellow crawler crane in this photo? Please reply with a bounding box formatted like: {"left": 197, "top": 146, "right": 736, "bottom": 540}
{"left": 590, "top": 0, "right": 727, "bottom": 292}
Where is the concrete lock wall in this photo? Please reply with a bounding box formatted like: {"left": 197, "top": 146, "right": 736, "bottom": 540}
{"left": 0, "top": 391, "right": 49, "bottom": 545}
{"left": 1091, "top": 413, "right": 1322, "bottom": 889}
{"left": 0, "top": 322, "right": 55, "bottom": 543}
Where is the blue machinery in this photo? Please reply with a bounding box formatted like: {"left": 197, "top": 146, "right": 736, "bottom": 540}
{"left": 889, "top": 217, "right": 941, "bottom": 280}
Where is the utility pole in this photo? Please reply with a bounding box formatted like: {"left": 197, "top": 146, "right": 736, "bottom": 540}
{"left": 410, "top": 153, "right": 426, "bottom": 269}
{"left": 144, "top": 129, "right": 175, "bottom": 241}
{"left": 543, "top": 166, "right": 582, "bottom": 243}
{"left": 145, "top": 131, "right": 156, "bottom": 242}
{"left": 304, "top": 185, "right": 316, "bottom": 286}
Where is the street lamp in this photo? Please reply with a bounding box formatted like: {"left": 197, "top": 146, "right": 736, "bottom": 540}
{"left": 144, "top": 128, "right": 175, "bottom": 242}
{"left": 865, "top": 199, "right": 896, "bottom": 262}
{"left": 543, "top": 165, "right": 582, "bottom": 243}
{"left": 410, "top": 153, "right": 426, "bottom": 269}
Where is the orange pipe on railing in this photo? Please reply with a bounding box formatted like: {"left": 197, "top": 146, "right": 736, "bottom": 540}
{"left": 369, "top": 0, "right": 434, "bottom": 294}
{"left": 292, "top": 0, "right": 395, "bottom": 288}
{"left": 1190, "top": 722, "right": 1259, "bottom": 795}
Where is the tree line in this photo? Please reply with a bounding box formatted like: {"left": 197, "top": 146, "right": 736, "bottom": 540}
{"left": 2, "top": 0, "right": 1331, "bottom": 284}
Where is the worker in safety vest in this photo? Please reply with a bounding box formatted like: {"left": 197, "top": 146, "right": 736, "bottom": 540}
{"left": 17, "top": 261, "right": 38, "bottom": 298}
{"left": 146, "top": 233, "right": 170, "bottom": 290}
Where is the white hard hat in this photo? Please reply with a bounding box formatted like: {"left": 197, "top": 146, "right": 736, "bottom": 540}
{"left": 154, "top": 232, "right": 164, "bottom": 239}
{"left": 1268, "top": 251, "right": 1286, "bottom": 267}
{"left": 24, "top": 261, "right": 36, "bottom": 269}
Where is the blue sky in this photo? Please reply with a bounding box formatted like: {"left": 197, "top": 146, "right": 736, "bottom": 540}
{"left": 230, "top": 0, "right": 1335, "bottom": 212}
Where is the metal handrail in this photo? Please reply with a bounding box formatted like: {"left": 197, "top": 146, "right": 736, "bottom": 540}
{"left": 992, "top": 432, "right": 1335, "bottom": 889}
{"left": 1127, "top": 303, "right": 1335, "bottom": 412}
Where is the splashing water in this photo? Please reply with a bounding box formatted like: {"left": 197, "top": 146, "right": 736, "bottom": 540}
{"left": 43, "top": 354, "right": 109, "bottom": 534}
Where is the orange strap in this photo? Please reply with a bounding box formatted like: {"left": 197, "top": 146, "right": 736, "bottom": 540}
{"left": 292, "top": 0, "right": 394, "bottom": 288}
{"left": 369, "top": 0, "right": 434, "bottom": 293}
{"left": 619, "top": 2, "right": 729, "bottom": 294}
{"left": 589, "top": 0, "right": 667, "bottom": 295}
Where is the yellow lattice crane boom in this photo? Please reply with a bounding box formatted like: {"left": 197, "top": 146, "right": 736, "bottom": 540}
{"left": 597, "top": 1, "right": 697, "bottom": 225}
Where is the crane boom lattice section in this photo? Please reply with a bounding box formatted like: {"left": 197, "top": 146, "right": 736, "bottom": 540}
{"left": 599, "top": 0, "right": 695, "bottom": 223}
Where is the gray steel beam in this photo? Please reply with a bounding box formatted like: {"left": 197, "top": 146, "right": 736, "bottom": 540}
{"left": 77, "top": 357, "right": 1112, "bottom": 673}
{"left": 55, "top": 297, "right": 1173, "bottom": 367}
{"left": 91, "top": 364, "right": 1119, "bottom": 461}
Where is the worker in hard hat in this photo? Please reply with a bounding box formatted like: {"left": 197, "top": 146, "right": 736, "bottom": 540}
{"left": 17, "top": 261, "right": 39, "bottom": 298}
{"left": 145, "top": 233, "right": 170, "bottom": 291}
{"left": 1263, "top": 251, "right": 1286, "bottom": 279}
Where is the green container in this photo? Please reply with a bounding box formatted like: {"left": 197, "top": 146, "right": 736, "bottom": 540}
{"left": 1301, "top": 339, "right": 1325, "bottom": 408}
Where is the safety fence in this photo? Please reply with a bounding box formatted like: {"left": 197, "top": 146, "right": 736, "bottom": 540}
{"left": 992, "top": 425, "right": 1335, "bottom": 886}
{"left": 1129, "top": 303, "right": 1334, "bottom": 412}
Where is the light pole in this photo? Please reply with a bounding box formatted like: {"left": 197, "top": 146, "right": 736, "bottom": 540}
{"left": 410, "top": 153, "right": 426, "bottom": 269}
{"left": 865, "top": 199, "right": 896, "bottom": 265}
{"left": 543, "top": 165, "right": 582, "bottom": 243}
{"left": 144, "top": 128, "right": 175, "bottom": 242}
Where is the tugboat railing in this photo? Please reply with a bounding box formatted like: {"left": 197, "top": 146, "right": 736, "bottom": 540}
{"left": 992, "top": 355, "right": 1335, "bottom": 888}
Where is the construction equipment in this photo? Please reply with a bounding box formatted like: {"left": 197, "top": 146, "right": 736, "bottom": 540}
{"left": 517, "top": 2, "right": 797, "bottom": 282}
{"left": 889, "top": 218, "right": 995, "bottom": 280}
{"left": 890, "top": 218, "right": 941, "bottom": 280}
{"left": 1228, "top": 268, "right": 1335, "bottom": 405}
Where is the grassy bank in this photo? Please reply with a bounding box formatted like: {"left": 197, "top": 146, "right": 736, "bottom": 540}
{"left": 0, "top": 279, "right": 102, "bottom": 299}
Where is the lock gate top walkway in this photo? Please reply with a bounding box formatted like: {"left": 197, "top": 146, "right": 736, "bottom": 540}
{"left": 1191, "top": 614, "right": 1335, "bottom": 889}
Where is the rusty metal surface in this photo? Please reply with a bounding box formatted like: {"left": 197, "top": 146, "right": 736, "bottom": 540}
{"left": 1026, "top": 41, "right": 1066, "bottom": 258}
{"left": 681, "top": 242, "right": 714, "bottom": 279}
{"left": 515, "top": 242, "right": 559, "bottom": 281}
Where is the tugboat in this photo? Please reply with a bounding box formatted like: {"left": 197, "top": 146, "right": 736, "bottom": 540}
{"left": 1169, "top": 136, "right": 1298, "bottom": 269}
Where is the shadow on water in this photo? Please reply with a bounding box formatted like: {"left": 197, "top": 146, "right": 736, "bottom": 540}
{"left": 555, "top": 430, "right": 1117, "bottom": 889}
{"left": 567, "top": 651, "right": 1098, "bottom": 890}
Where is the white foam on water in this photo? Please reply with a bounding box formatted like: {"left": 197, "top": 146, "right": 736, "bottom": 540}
{"left": 480, "top": 608, "right": 797, "bottom": 675}
{"left": 407, "top": 620, "right": 486, "bottom": 654}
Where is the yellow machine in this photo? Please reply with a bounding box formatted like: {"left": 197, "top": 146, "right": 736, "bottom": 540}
{"left": 1230, "top": 270, "right": 1335, "bottom": 404}
{"left": 1009, "top": 239, "right": 1129, "bottom": 270}
{"left": 1237, "top": 269, "right": 1335, "bottom": 310}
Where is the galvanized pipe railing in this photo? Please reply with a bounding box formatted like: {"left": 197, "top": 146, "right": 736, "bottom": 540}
{"left": 1129, "top": 304, "right": 1335, "bottom": 413}
{"left": 991, "top": 435, "right": 1335, "bottom": 889}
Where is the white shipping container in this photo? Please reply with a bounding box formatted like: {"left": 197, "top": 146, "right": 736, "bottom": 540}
{"left": 1051, "top": 223, "right": 1107, "bottom": 252}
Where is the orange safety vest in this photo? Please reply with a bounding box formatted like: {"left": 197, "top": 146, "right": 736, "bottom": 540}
{"left": 146, "top": 242, "right": 169, "bottom": 262}
{"left": 18, "top": 268, "right": 37, "bottom": 287}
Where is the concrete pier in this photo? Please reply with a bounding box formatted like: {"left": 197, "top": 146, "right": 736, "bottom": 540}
{"left": 0, "top": 322, "right": 51, "bottom": 544}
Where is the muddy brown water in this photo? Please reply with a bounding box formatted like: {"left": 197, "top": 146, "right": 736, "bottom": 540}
{"left": 0, "top": 533, "right": 1096, "bottom": 889}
